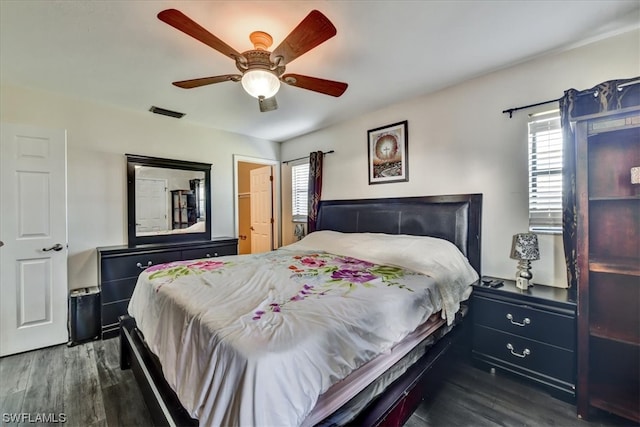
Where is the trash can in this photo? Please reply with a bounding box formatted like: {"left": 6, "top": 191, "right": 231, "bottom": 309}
{"left": 68, "top": 286, "right": 101, "bottom": 346}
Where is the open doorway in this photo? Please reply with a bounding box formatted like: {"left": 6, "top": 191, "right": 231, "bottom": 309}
{"left": 233, "top": 155, "right": 279, "bottom": 255}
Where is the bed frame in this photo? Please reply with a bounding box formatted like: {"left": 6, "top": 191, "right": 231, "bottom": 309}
{"left": 119, "top": 193, "right": 482, "bottom": 426}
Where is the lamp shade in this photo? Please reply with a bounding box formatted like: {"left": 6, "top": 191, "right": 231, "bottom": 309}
{"left": 241, "top": 69, "right": 280, "bottom": 99}
{"left": 510, "top": 233, "right": 540, "bottom": 261}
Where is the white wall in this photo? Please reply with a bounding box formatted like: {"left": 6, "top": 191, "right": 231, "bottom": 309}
{"left": 280, "top": 29, "right": 640, "bottom": 288}
{"left": 0, "top": 85, "right": 280, "bottom": 290}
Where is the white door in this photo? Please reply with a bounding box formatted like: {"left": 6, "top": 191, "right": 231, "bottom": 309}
{"left": 135, "top": 178, "right": 167, "bottom": 232}
{"left": 0, "top": 123, "right": 68, "bottom": 356}
{"left": 250, "top": 166, "right": 273, "bottom": 253}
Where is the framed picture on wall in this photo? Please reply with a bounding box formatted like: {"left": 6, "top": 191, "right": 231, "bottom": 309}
{"left": 367, "top": 120, "right": 408, "bottom": 184}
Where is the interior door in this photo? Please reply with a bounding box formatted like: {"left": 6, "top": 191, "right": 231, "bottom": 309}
{"left": 250, "top": 166, "right": 273, "bottom": 253}
{"left": 0, "top": 123, "right": 68, "bottom": 356}
{"left": 135, "top": 177, "right": 167, "bottom": 232}
{"left": 238, "top": 194, "right": 251, "bottom": 254}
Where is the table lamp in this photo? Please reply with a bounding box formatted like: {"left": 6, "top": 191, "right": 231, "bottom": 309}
{"left": 510, "top": 233, "right": 540, "bottom": 290}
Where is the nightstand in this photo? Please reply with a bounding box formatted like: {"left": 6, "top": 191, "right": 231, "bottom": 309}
{"left": 471, "top": 276, "right": 577, "bottom": 402}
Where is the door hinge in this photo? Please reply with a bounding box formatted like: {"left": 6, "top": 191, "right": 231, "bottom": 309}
{"left": 270, "top": 218, "right": 274, "bottom": 224}
{"left": 270, "top": 175, "right": 273, "bottom": 182}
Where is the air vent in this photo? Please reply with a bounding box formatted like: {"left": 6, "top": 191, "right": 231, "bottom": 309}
{"left": 149, "top": 106, "right": 185, "bottom": 119}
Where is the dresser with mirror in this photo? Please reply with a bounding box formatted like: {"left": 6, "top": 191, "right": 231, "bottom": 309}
{"left": 97, "top": 154, "right": 238, "bottom": 338}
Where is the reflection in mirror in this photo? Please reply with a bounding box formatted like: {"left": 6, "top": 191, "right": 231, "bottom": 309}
{"left": 135, "top": 166, "right": 205, "bottom": 236}
{"left": 126, "top": 154, "right": 212, "bottom": 246}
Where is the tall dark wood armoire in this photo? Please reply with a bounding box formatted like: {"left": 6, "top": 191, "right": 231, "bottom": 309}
{"left": 171, "top": 189, "right": 197, "bottom": 229}
{"left": 575, "top": 104, "right": 640, "bottom": 423}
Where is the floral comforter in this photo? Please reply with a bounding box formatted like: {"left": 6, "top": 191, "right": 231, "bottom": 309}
{"left": 128, "top": 231, "right": 477, "bottom": 427}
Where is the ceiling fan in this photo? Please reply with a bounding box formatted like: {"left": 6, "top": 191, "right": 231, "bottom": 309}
{"left": 158, "top": 9, "right": 348, "bottom": 112}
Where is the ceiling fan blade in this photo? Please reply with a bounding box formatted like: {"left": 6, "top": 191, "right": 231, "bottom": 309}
{"left": 282, "top": 74, "right": 348, "bottom": 97}
{"left": 172, "top": 74, "right": 241, "bottom": 89}
{"left": 270, "top": 10, "right": 337, "bottom": 65}
{"left": 158, "top": 9, "right": 242, "bottom": 60}
{"left": 259, "top": 96, "right": 278, "bottom": 112}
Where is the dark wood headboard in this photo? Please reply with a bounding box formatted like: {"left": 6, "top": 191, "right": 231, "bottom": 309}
{"left": 316, "top": 194, "right": 482, "bottom": 275}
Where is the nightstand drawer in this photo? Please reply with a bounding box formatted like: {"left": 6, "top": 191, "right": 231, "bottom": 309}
{"left": 474, "top": 325, "right": 575, "bottom": 384}
{"left": 101, "top": 250, "right": 181, "bottom": 282}
{"left": 182, "top": 244, "right": 236, "bottom": 260}
{"left": 474, "top": 295, "right": 574, "bottom": 348}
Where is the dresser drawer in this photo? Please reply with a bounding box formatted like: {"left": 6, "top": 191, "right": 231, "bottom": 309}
{"left": 182, "top": 244, "right": 237, "bottom": 260}
{"left": 101, "top": 250, "right": 181, "bottom": 282}
{"left": 101, "top": 277, "right": 138, "bottom": 304}
{"left": 473, "top": 295, "right": 574, "bottom": 348}
{"left": 473, "top": 325, "right": 575, "bottom": 384}
{"left": 102, "top": 299, "right": 130, "bottom": 328}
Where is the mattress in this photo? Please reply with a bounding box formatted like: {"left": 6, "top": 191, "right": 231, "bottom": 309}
{"left": 128, "top": 231, "right": 478, "bottom": 426}
{"left": 303, "top": 312, "right": 446, "bottom": 426}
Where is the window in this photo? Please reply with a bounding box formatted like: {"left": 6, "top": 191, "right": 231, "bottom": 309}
{"left": 528, "top": 110, "right": 563, "bottom": 233}
{"left": 291, "top": 162, "right": 309, "bottom": 222}
{"left": 198, "top": 182, "right": 205, "bottom": 219}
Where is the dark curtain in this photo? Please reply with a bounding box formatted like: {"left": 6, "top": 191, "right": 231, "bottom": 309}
{"left": 559, "top": 76, "right": 639, "bottom": 288}
{"left": 307, "top": 151, "right": 323, "bottom": 233}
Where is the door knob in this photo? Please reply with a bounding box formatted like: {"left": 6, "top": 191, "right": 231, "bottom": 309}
{"left": 0, "top": 240, "right": 3, "bottom": 247}
{"left": 42, "top": 243, "right": 64, "bottom": 252}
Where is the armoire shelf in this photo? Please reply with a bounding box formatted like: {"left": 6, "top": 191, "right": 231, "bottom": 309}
{"left": 575, "top": 106, "right": 640, "bottom": 424}
{"left": 588, "top": 257, "right": 640, "bottom": 276}
{"left": 589, "top": 329, "right": 639, "bottom": 347}
{"left": 589, "top": 195, "right": 640, "bottom": 201}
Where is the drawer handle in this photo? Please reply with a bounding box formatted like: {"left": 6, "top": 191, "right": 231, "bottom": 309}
{"left": 136, "top": 261, "right": 152, "bottom": 270}
{"left": 213, "top": 252, "right": 218, "bottom": 257}
{"left": 506, "top": 313, "right": 530, "bottom": 327}
{"left": 506, "top": 343, "right": 531, "bottom": 358}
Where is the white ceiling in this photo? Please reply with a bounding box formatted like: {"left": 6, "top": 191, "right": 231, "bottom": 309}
{"left": 1, "top": 1, "right": 638, "bottom": 142}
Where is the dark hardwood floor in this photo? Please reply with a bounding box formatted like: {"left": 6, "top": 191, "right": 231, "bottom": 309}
{"left": 405, "top": 360, "right": 637, "bottom": 427}
{"left": 0, "top": 338, "right": 149, "bottom": 427}
{"left": 0, "top": 338, "right": 636, "bottom": 426}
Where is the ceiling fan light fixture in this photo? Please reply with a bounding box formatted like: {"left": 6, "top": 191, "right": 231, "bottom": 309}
{"left": 158, "top": 9, "right": 347, "bottom": 112}
{"left": 241, "top": 69, "right": 280, "bottom": 99}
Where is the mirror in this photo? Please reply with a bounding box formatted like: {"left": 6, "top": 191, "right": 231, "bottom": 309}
{"left": 127, "top": 154, "right": 212, "bottom": 246}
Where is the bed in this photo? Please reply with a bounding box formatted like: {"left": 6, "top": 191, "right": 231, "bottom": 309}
{"left": 119, "top": 193, "right": 482, "bottom": 426}
{"left": 136, "top": 221, "right": 206, "bottom": 236}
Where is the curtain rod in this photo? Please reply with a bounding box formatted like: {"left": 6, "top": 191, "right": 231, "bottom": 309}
{"left": 502, "top": 97, "right": 561, "bottom": 118}
{"left": 503, "top": 79, "right": 640, "bottom": 118}
{"left": 282, "top": 150, "right": 335, "bottom": 164}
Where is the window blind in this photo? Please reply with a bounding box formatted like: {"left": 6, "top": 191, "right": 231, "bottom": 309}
{"left": 291, "top": 162, "right": 309, "bottom": 221}
{"left": 528, "top": 110, "right": 563, "bottom": 233}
